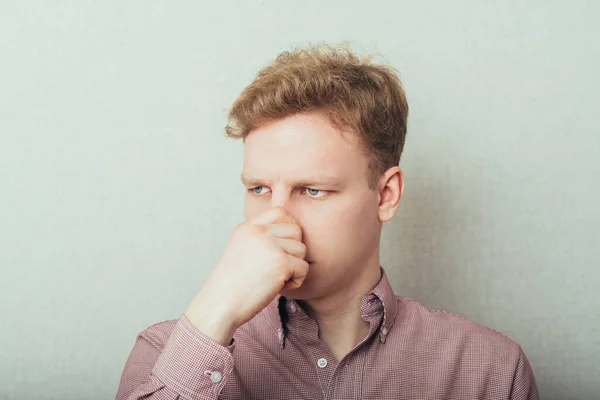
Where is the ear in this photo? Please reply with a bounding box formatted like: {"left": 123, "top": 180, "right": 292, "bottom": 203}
{"left": 377, "top": 166, "right": 404, "bottom": 222}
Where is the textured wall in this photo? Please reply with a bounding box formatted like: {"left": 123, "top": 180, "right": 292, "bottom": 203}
{"left": 1, "top": 1, "right": 598, "bottom": 399}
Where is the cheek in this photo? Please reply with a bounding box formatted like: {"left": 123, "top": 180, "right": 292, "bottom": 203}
{"left": 306, "top": 199, "right": 377, "bottom": 253}
{"left": 301, "top": 209, "right": 352, "bottom": 255}
{"left": 244, "top": 195, "right": 267, "bottom": 221}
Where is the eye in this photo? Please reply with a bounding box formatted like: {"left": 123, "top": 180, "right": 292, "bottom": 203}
{"left": 303, "top": 188, "right": 326, "bottom": 198}
{"left": 250, "top": 186, "right": 270, "bottom": 195}
{"left": 248, "top": 186, "right": 327, "bottom": 199}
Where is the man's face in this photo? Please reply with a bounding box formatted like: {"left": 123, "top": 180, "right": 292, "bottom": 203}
{"left": 241, "top": 112, "right": 384, "bottom": 300}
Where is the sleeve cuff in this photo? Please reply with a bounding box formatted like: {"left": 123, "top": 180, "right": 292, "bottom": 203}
{"left": 152, "top": 313, "right": 235, "bottom": 400}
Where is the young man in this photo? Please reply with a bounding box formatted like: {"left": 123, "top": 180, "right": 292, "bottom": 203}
{"left": 116, "top": 44, "right": 539, "bottom": 399}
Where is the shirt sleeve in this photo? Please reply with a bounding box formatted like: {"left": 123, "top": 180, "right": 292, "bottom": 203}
{"left": 509, "top": 346, "right": 540, "bottom": 400}
{"left": 115, "top": 313, "right": 235, "bottom": 400}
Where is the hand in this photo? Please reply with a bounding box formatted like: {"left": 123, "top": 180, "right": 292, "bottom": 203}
{"left": 184, "top": 206, "right": 309, "bottom": 345}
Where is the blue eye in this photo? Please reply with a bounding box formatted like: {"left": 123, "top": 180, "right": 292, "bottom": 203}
{"left": 305, "top": 188, "right": 325, "bottom": 198}
{"left": 249, "top": 186, "right": 326, "bottom": 199}
{"left": 252, "top": 186, "right": 269, "bottom": 195}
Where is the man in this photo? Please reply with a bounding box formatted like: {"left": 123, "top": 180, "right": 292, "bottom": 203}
{"left": 116, "top": 44, "right": 539, "bottom": 399}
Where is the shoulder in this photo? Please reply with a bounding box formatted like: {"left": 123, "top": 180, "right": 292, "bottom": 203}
{"left": 395, "top": 296, "right": 524, "bottom": 365}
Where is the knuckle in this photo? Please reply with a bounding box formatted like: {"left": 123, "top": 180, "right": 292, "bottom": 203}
{"left": 241, "top": 222, "right": 261, "bottom": 236}
{"left": 234, "top": 223, "right": 264, "bottom": 242}
{"left": 252, "top": 224, "right": 266, "bottom": 235}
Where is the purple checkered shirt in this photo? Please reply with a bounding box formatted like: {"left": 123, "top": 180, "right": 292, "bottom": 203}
{"left": 116, "top": 268, "right": 539, "bottom": 399}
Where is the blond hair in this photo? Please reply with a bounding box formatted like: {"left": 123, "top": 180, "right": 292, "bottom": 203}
{"left": 225, "top": 43, "right": 409, "bottom": 190}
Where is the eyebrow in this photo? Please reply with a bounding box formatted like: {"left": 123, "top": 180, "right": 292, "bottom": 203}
{"left": 240, "top": 173, "right": 344, "bottom": 189}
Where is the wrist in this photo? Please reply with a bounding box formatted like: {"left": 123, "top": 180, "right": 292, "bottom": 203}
{"left": 185, "top": 295, "right": 238, "bottom": 346}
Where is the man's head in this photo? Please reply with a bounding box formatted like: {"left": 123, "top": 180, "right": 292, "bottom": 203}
{"left": 226, "top": 44, "right": 408, "bottom": 300}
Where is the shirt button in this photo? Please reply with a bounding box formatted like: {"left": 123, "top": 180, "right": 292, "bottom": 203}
{"left": 277, "top": 329, "right": 284, "bottom": 341}
{"left": 382, "top": 326, "right": 388, "bottom": 335}
{"left": 210, "top": 371, "right": 223, "bottom": 383}
{"left": 317, "top": 358, "right": 328, "bottom": 368}
{"left": 289, "top": 302, "right": 297, "bottom": 313}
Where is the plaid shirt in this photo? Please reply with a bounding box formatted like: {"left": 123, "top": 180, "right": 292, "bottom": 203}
{"left": 116, "top": 268, "right": 539, "bottom": 399}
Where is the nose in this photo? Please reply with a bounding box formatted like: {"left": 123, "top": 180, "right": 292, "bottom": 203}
{"left": 270, "top": 185, "right": 291, "bottom": 211}
{"left": 269, "top": 185, "right": 303, "bottom": 222}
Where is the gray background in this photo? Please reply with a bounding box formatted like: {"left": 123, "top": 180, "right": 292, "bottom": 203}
{"left": 1, "top": 1, "right": 599, "bottom": 399}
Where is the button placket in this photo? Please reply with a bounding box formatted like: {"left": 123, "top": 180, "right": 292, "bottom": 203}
{"left": 378, "top": 325, "right": 387, "bottom": 343}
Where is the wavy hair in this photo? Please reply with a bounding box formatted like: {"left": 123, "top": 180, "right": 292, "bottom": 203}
{"left": 225, "top": 43, "right": 409, "bottom": 190}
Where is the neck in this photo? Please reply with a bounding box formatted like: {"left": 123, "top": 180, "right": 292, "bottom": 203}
{"left": 297, "top": 257, "right": 383, "bottom": 360}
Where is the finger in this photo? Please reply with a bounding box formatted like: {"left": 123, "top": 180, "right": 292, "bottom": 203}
{"left": 273, "top": 238, "right": 307, "bottom": 260}
{"left": 274, "top": 211, "right": 298, "bottom": 225}
{"left": 265, "top": 223, "right": 303, "bottom": 241}
{"left": 282, "top": 255, "right": 310, "bottom": 290}
{"left": 250, "top": 206, "right": 298, "bottom": 227}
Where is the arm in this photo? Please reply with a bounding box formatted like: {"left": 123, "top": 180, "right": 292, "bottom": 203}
{"left": 509, "top": 346, "right": 540, "bottom": 400}
{"left": 115, "top": 314, "right": 235, "bottom": 400}
{"left": 116, "top": 206, "right": 308, "bottom": 399}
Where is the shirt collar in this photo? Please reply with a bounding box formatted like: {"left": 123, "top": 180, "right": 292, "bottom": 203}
{"left": 262, "top": 266, "right": 398, "bottom": 348}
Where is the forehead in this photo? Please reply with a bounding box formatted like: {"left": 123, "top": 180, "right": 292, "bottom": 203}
{"left": 242, "top": 113, "right": 366, "bottom": 180}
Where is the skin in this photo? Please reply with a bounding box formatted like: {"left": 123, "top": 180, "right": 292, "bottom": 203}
{"left": 241, "top": 112, "right": 404, "bottom": 360}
